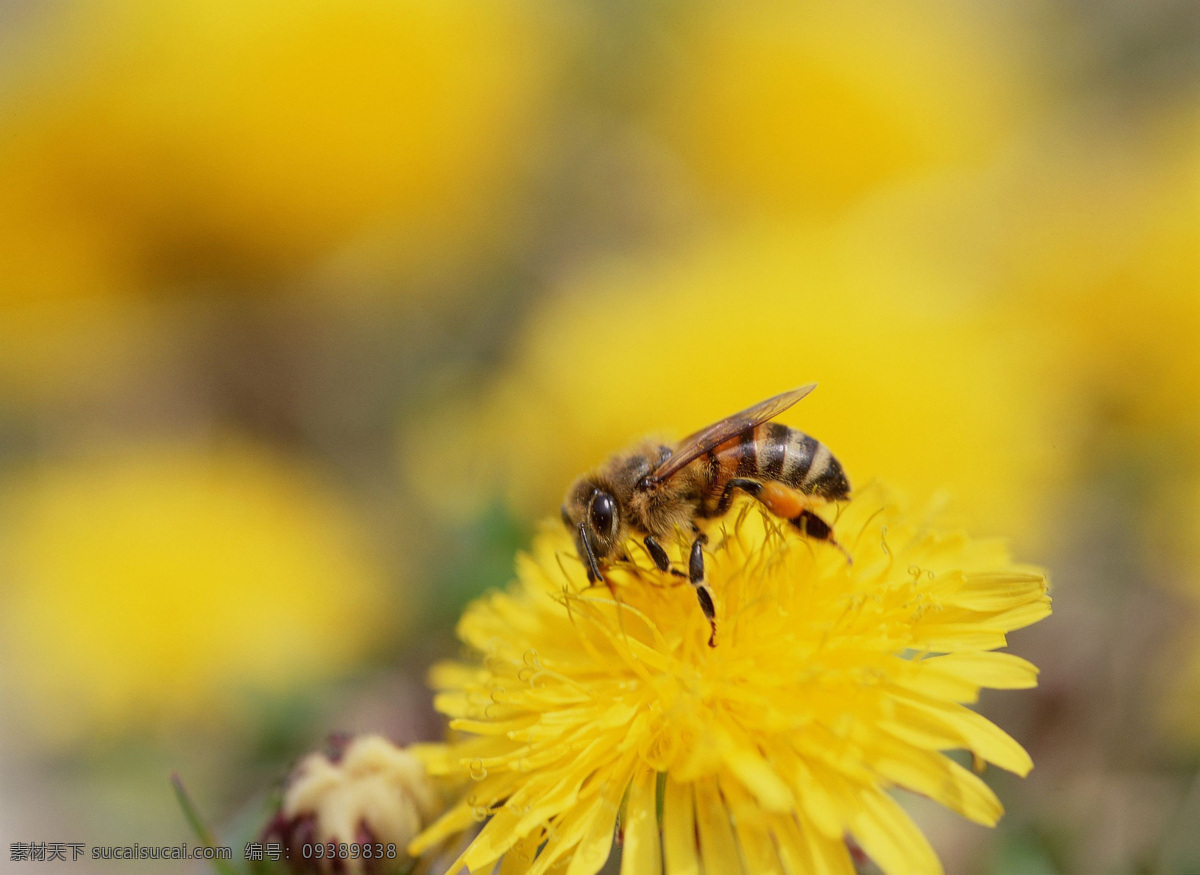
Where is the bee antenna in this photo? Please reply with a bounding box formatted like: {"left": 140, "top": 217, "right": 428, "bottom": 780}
{"left": 578, "top": 523, "right": 605, "bottom": 584}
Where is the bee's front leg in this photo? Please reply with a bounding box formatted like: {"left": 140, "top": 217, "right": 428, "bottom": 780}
{"left": 643, "top": 535, "right": 671, "bottom": 571}
{"left": 644, "top": 535, "right": 687, "bottom": 579}
{"left": 688, "top": 533, "right": 718, "bottom": 647}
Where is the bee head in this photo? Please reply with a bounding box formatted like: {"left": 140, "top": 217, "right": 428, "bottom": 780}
{"left": 561, "top": 477, "right": 621, "bottom": 582}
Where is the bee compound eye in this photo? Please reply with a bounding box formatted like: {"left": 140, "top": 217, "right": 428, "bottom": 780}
{"left": 589, "top": 491, "right": 618, "bottom": 539}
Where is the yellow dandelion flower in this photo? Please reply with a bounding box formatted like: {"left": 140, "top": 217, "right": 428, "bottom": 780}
{"left": 411, "top": 484, "right": 1050, "bottom": 874}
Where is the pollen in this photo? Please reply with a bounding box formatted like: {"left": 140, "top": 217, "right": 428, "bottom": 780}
{"left": 411, "top": 483, "right": 1051, "bottom": 875}
{"left": 758, "top": 479, "right": 806, "bottom": 518}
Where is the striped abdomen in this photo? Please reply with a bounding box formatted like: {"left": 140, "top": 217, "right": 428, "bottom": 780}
{"left": 701, "top": 422, "right": 849, "bottom": 514}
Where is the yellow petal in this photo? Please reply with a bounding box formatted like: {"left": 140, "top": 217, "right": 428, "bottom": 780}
{"left": 772, "top": 813, "right": 854, "bottom": 875}
{"left": 621, "top": 769, "right": 663, "bottom": 875}
{"left": 849, "top": 789, "right": 942, "bottom": 875}
{"left": 408, "top": 803, "right": 475, "bottom": 856}
{"left": 529, "top": 803, "right": 593, "bottom": 875}
{"left": 695, "top": 778, "right": 743, "bottom": 874}
{"left": 565, "top": 765, "right": 627, "bottom": 875}
{"left": 459, "top": 805, "right": 525, "bottom": 871}
{"left": 989, "top": 597, "right": 1054, "bottom": 632}
{"left": 921, "top": 650, "right": 1040, "bottom": 690}
{"left": 498, "top": 829, "right": 547, "bottom": 875}
{"left": 946, "top": 572, "right": 1047, "bottom": 612}
{"left": 722, "top": 777, "right": 783, "bottom": 875}
{"left": 882, "top": 692, "right": 1033, "bottom": 776}
{"left": 870, "top": 738, "right": 1003, "bottom": 826}
{"left": 723, "top": 742, "right": 795, "bottom": 812}
{"left": 662, "top": 778, "right": 700, "bottom": 875}
{"left": 783, "top": 755, "right": 845, "bottom": 840}
{"left": 895, "top": 665, "right": 982, "bottom": 703}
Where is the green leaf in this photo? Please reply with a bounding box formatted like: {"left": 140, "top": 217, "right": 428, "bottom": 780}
{"left": 171, "top": 773, "right": 242, "bottom": 875}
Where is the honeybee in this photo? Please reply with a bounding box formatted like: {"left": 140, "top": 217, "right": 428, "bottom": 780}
{"left": 561, "top": 385, "right": 849, "bottom": 647}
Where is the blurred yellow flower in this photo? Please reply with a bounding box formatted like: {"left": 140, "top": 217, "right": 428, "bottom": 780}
{"left": 0, "top": 0, "right": 560, "bottom": 404}
{"left": 646, "top": 0, "right": 1040, "bottom": 218}
{"left": 927, "top": 104, "right": 1197, "bottom": 463}
{"left": 412, "top": 486, "right": 1050, "bottom": 874}
{"left": 1034, "top": 154, "right": 1200, "bottom": 457}
{"left": 402, "top": 222, "right": 1063, "bottom": 545}
{"left": 0, "top": 154, "right": 165, "bottom": 404}
{"left": 0, "top": 0, "right": 557, "bottom": 286}
{"left": 0, "top": 441, "right": 392, "bottom": 746}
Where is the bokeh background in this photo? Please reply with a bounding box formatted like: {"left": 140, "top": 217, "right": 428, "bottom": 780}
{"left": 0, "top": 1, "right": 1196, "bottom": 872}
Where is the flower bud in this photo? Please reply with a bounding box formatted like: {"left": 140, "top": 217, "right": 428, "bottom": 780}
{"left": 265, "top": 734, "right": 442, "bottom": 873}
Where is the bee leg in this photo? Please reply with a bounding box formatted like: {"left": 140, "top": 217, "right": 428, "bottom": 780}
{"left": 688, "top": 533, "right": 707, "bottom": 580}
{"left": 644, "top": 536, "right": 672, "bottom": 572}
{"left": 688, "top": 533, "right": 718, "bottom": 647}
{"left": 638, "top": 536, "right": 688, "bottom": 590}
{"left": 644, "top": 535, "right": 687, "bottom": 579}
{"left": 791, "top": 510, "right": 852, "bottom": 563}
{"left": 715, "top": 478, "right": 763, "bottom": 515}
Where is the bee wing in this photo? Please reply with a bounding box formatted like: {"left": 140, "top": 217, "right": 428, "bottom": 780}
{"left": 647, "top": 384, "right": 817, "bottom": 484}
